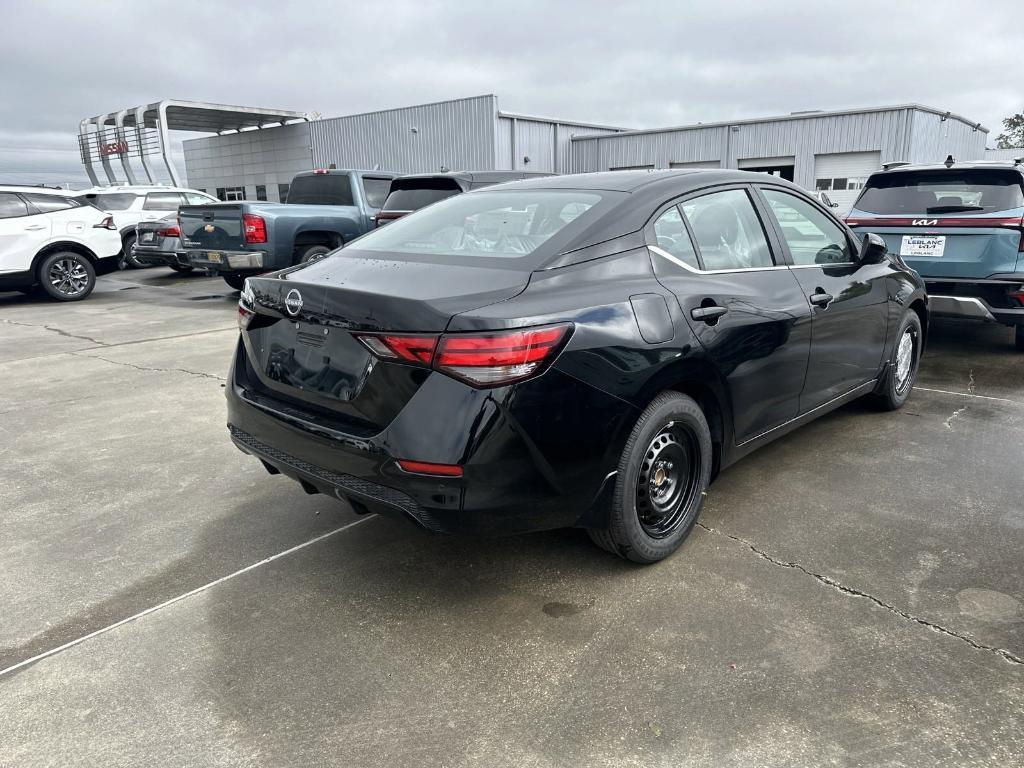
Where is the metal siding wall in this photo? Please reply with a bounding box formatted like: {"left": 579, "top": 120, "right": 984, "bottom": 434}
{"left": 310, "top": 95, "right": 497, "bottom": 174}
{"left": 496, "top": 118, "right": 620, "bottom": 172}
{"left": 183, "top": 122, "right": 313, "bottom": 200}
{"left": 571, "top": 109, "right": 929, "bottom": 191}
{"left": 907, "top": 110, "right": 988, "bottom": 162}
{"left": 985, "top": 147, "right": 1024, "bottom": 162}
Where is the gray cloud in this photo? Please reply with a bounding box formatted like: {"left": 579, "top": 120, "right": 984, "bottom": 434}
{"left": 1, "top": 0, "right": 1021, "bottom": 185}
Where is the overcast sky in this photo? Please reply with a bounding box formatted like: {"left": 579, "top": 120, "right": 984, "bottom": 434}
{"left": 2, "top": 0, "right": 1021, "bottom": 186}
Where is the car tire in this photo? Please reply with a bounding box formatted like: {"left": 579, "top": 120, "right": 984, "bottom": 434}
{"left": 588, "top": 391, "right": 712, "bottom": 564}
{"left": 1014, "top": 324, "right": 1024, "bottom": 352}
{"left": 297, "top": 244, "right": 332, "bottom": 264}
{"left": 121, "top": 234, "right": 146, "bottom": 269}
{"left": 37, "top": 251, "right": 96, "bottom": 301}
{"left": 222, "top": 272, "right": 247, "bottom": 291}
{"left": 872, "top": 310, "right": 922, "bottom": 410}
{"left": 170, "top": 264, "right": 194, "bottom": 273}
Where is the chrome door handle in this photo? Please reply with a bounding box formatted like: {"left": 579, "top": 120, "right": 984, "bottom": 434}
{"left": 691, "top": 305, "right": 728, "bottom": 323}
{"left": 24, "top": 224, "right": 47, "bottom": 231}
{"left": 809, "top": 292, "right": 834, "bottom": 308}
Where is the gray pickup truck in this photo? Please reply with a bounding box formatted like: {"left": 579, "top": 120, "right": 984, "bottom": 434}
{"left": 178, "top": 169, "right": 396, "bottom": 289}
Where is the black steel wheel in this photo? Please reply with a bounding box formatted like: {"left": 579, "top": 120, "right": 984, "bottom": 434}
{"left": 589, "top": 391, "right": 712, "bottom": 563}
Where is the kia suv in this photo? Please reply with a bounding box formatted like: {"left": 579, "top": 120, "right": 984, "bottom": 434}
{"left": 847, "top": 160, "right": 1024, "bottom": 349}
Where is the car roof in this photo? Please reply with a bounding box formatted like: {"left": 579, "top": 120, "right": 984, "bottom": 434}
{"left": 869, "top": 161, "right": 1024, "bottom": 176}
{"left": 493, "top": 168, "right": 788, "bottom": 193}
{"left": 74, "top": 185, "right": 209, "bottom": 194}
{"left": 0, "top": 185, "right": 79, "bottom": 196}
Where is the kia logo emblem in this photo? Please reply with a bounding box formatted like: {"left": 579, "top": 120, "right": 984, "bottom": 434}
{"left": 912, "top": 219, "right": 938, "bottom": 226}
{"left": 284, "top": 289, "right": 303, "bottom": 316}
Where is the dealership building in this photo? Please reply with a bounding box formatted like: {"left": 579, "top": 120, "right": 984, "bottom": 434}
{"left": 81, "top": 95, "right": 992, "bottom": 212}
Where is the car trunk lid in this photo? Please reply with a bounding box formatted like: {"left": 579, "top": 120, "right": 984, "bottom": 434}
{"left": 179, "top": 204, "right": 245, "bottom": 250}
{"left": 239, "top": 252, "right": 530, "bottom": 428}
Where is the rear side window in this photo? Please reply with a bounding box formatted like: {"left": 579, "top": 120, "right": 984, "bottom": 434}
{"left": 22, "top": 193, "right": 80, "bottom": 213}
{"left": 653, "top": 207, "right": 700, "bottom": 269}
{"left": 144, "top": 192, "right": 184, "bottom": 211}
{"left": 0, "top": 192, "right": 29, "bottom": 219}
{"left": 184, "top": 193, "right": 214, "bottom": 205}
{"left": 855, "top": 169, "right": 1024, "bottom": 215}
{"left": 80, "top": 193, "right": 138, "bottom": 211}
{"left": 361, "top": 177, "right": 392, "bottom": 208}
{"left": 382, "top": 179, "right": 462, "bottom": 212}
{"left": 286, "top": 174, "right": 354, "bottom": 206}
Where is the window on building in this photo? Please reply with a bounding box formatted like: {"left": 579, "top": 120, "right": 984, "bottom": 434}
{"left": 0, "top": 192, "right": 29, "bottom": 219}
{"left": 761, "top": 188, "right": 851, "bottom": 266}
{"left": 814, "top": 177, "right": 867, "bottom": 193}
{"left": 680, "top": 189, "right": 774, "bottom": 270}
{"left": 255, "top": 185, "right": 267, "bottom": 201}
{"left": 219, "top": 186, "right": 246, "bottom": 201}
{"left": 22, "top": 193, "right": 80, "bottom": 213}
{"left": 278, "top": 183, "right": 290, "bottom": 203}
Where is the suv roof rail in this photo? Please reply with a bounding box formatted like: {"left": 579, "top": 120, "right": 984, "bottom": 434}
{"left": 881, "top": 161, "right": 911, "bottom": 170}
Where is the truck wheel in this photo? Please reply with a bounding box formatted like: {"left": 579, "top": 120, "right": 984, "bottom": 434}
{"left": 121, "top": 234, "right": 145, "bottom": 269}
{"left": 1015, "top": 324, "right": 1024, "bottom": 352}
{"left": 587, "top": 392, "right": 712, "bottom": 564}
{"left": 297, "top": 244, "right": 332, "bottom": 263}
{"left": 37, "top": 251, "right": 96, "bottom": 301}
{"left": 222, "top": 273, "right": 246, "bottom": 291}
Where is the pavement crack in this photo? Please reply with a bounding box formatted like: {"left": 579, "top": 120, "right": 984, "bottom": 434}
{"left": 72, "top": 352, "right": 226, "bottom": 382}
{"left": 0, "top": 318, "right": 109, "bottom": 346}
{"left": 696, "top": 522, "right": 1024, "bottom": 666}
{"left": 944, "top": 406, "right": 966, "bottom": 431}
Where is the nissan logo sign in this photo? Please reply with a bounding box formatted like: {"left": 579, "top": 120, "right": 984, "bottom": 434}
{"left": 284, "top": 289, "right": 303, "bottom": 317}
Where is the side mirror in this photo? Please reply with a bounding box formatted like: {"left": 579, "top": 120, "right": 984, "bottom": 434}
{"left": 859, "top": 232, "right": 888, "bottom": 264}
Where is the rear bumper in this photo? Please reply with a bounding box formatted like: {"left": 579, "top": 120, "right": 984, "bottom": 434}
{"left": 225, "top": 341, "right": 636, "bottom": 535}
{"left": 188, "top": 250, "right": 266, "bottom": 271}
{"left": 134, "top": 249, "right": 190, "bottom": 268}
{"left": 926, "top": 277, "right": 1024, "bottom": 326}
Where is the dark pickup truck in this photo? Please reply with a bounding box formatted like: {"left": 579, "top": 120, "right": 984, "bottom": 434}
{"left": 178, "top": 169, "right": 396, "bottom": 289}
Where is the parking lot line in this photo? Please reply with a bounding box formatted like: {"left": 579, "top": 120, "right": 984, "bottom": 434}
{"left": 0, "top": 515, "right": 377, "bottom": 679}
{"left": 914, "top": 386, "right": 1021, "bottom": 406}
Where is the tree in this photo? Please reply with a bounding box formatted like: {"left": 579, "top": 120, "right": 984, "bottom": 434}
{"left": 996, "top": 112, "right": 1024, "bottom": 149}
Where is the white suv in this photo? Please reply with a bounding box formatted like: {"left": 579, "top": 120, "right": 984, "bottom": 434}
{"left": 74, "top": 185, "right": 217, "bottom": 268}
{"left": 0, "top": 186, "right": 121, "bottom": 301}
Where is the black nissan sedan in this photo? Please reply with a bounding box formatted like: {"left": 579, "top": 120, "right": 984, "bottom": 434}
{"left": 227, "top": 170, "right": 927, "bottom": 563}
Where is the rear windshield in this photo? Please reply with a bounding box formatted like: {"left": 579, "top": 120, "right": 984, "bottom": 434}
{"left": 382, "top": 179, "right": 463, "bottom": 212}
{"left": 855, "top": 169, "right": 1024, "bottom": 215}
{"left": 286, "top": 174, "right": 354, "bottom": 206}
{"left": 78, "top": 192, "right": 138, "bottom": 211}
{"left": 350, "top": 190, "right": 604, "bottom": 260}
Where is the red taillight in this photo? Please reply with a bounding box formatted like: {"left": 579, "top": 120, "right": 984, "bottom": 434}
{"left": 846, "top": 216, "right": 1024, "bottom": 230}
{"left": 355, "top": 324, "right": 572, "bottom": 387}
{"left": 396, "top": 460, "right": 463, "bottom": 477}
{"left": 312, "top": 168, "right": 329, "bottom": 175}
{"left": 242, "top": 214, "right": 267, "bottom": 244}
{"left": 97, "top": 215, "right": 116, "bottom": 230}
{"left": 1008, "top": 288, "right": 1024, "bottom": 307}
{"left": 237, "top": 304, "right": 255, "bottom": 330}
{"left": 158, "top": 224, "right": 180, "bottom": 237}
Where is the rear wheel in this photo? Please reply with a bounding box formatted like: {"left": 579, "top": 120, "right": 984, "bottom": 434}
{"left": 222, "top": 272, "right": 246, "bottom": 290}
{"left": 588, "top": 392, "right": 712, "bottom": 563}
{"left": 1014, "top": 324, "right": 1024, "bottom": 352}
{"left": 296, "top": 244, "right": 332, "bottom": 264}
{"left": 121, "top": 234, "right": 146, "bottom": 269}
{"left": 872, "top": 310, "right": 922, "bottom": 410}
{"left": 37, "top": 251, "right": 96, "bottom": 301}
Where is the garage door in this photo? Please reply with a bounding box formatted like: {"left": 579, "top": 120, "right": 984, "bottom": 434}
{"left": 669, "top": 160, "right": 721, "bottom": 169}
{"left": 814, "top": 152, "right": 881, "bottom": 214}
